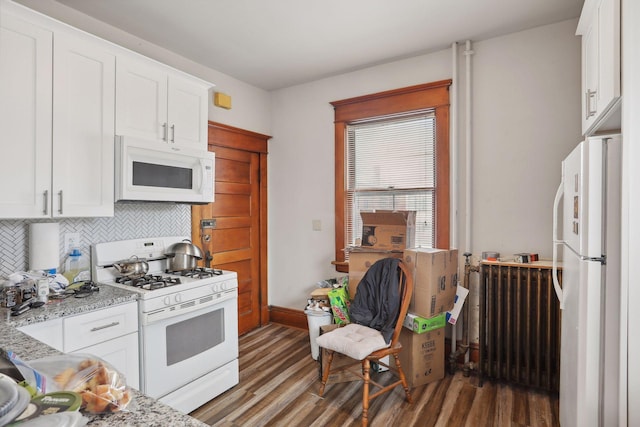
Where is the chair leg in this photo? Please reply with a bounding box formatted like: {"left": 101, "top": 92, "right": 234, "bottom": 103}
{"left": 362, "top": 359, "right": 370, "bottom": 427}
{"left": 318, "top": 350, "right": 334, "bottom": 397}
{"left": 393, "top": 354, "right": 413, "bottom": 404}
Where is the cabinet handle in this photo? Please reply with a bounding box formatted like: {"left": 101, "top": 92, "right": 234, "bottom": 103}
{"left": 58, "top": 191, "right": 63, "bottom": 215}
{"left": 171, "top": 124, "right": 175, "bottom": 143}
{"left": 163, "top": 123, "right": 168, "bottom": 141}
{"left": 585, "top": 89, "right": 597, "bottom": 119}
{"left": 43, "top": 190, "right": 48, "bottom": 215}
{"left": 90, "top": 321, "right": 120, "bottom": 332}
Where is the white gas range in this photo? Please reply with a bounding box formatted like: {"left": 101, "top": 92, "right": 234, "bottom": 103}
{"left": 92, "top": 236, "right": 239, "bottom": 414}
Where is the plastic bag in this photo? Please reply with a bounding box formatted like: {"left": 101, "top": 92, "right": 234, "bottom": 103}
{"left": 7, "top": 351, "right": 135, "bottom": 414}
{"left": 316, "top": 276, "right": 348, "bottom": 289}
{"left": 327, "top": 286, "right": 350, "bottom": 324}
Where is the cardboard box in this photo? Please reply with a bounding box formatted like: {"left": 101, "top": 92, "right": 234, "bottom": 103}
{"left": 360, "top": 210, "right": 416, "bottom": 251}
{"left": 393, "top": 327, "right": 445, "bottom": 387}
{"left": 404, "top": 248, "right": 458, "bottom": 318}
{"left": 347, "top": 249, "right": 404, "bottom": 299}
{"left": 403, "top": 312, "right": 446, "bottom": 334}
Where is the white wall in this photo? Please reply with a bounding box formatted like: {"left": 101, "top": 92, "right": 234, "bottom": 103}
{"left": 12, "top": 0, "right": 271, "bottom": 135}
{"left": 269, "top": 51, "right": 451, "bottom": 308}
{"left": 470, "top": 19, "right": 581, "bottom": 258}
{"left": 269, "top": 19, "right": 581, "bottom": 315}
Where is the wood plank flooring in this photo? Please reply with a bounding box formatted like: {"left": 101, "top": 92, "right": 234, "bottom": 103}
{"left": 190, "top": 323, "right": 559, "bottom": 427}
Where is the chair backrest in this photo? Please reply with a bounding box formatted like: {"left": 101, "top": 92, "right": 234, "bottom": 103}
{"left": 388, "top": 260, "right": 414, "bottom": 347}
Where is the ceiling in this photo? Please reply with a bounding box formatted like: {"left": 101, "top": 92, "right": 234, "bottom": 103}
{"left": 20, "top": 0, "right": 584, "bottom": 90}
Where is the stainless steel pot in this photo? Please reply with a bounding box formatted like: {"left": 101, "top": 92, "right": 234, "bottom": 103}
{"left": 166, "top": 239, "right": 203, "bottom": 271}
{"left": 113, "top": 255, "right": 149, "bottom": 278}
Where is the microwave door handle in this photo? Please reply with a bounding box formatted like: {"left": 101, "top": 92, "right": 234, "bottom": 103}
{"left": 198, "top": 159, "right": 206, "bottom": 192}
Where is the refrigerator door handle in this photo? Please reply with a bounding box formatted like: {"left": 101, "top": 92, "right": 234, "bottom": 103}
{"left": 552, "top": 181, "right": 565, "bottom": 309}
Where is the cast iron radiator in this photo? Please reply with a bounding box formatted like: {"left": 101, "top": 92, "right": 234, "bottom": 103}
{"left": 478, "top": 261, "right": 562, "bottom": 392}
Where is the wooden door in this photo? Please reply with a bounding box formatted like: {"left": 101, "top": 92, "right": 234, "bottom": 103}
{"left": 192, "top": 123, "right": 269, "bottom": 336}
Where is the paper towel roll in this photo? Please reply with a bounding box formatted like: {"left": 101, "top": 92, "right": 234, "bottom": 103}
{"left": 29, "top": 222, "right": 60, "bottom": 271}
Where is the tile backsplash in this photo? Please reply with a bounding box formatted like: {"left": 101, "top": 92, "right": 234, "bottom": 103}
{"left": 0, "top": 203, "right": 191, "bottom": 278}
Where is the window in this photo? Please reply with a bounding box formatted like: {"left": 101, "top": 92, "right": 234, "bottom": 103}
{"left": 346, "top": 111, "right": 436, "bottom": 248}
{"left": 332, "top": 80, "right": 451, "bottom": 271}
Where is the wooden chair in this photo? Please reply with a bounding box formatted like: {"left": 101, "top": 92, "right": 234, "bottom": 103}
{"left": 316, "top": 259, "right": 414, "bottom": 426}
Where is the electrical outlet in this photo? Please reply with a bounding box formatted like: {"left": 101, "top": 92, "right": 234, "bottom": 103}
{"left": 64, "top": 233, "right": 80, "bottom": 253}
{"left": 312, "top": 219, "right": 322, "bottom": 231}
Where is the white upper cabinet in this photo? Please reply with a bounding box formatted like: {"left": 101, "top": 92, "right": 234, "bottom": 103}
{"left": 0, "top": 0, "right": 213, "bottom": 219}
{"left": 0, "top": 13, "right": 53, "bottom": 218}
{"left": 116, "top": 56, "right": 210, "bottom": 150}
{"left": 0, "top": 8, "right": 115, "bottom": 219}
{"left": 52, "top": 33, "right": 116, "bottom": 217}
{"left": 577, "top": 0, "right": 621, "bottom": 135}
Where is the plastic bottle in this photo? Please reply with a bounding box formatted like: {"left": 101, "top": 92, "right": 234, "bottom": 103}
{"left": 64, "top": 248, "right": 85, "bottom": 284}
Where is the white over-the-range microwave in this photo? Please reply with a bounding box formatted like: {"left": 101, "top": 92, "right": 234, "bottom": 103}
{"left": 115, "top": 136, "right": 215, "bottom": 204}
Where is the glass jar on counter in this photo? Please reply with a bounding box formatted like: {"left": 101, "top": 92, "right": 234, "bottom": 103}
{"left": 19, "top": 280, "right": 35, "bottom": 302}
{"left": 2, "top": 282, "right": 20, "bottom": 308}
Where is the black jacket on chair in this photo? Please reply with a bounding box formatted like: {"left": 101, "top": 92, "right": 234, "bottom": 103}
{"left": 349, "top": 257, "right": 401, "bottom": 344}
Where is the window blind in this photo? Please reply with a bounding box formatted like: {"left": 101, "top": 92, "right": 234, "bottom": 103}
{"left": 346, "top": 110, "right": 436, "bottom": 250}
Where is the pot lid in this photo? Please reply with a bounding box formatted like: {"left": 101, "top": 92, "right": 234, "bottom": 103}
{"left": 166, "top": 240, "right": 203, "bottom": 259}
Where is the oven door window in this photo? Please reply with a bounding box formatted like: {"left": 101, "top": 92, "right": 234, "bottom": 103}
{"left": 166, "top": 308, "right": 223, "bottom": 365}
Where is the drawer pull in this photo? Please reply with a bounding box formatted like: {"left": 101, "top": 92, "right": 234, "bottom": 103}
{"left": 90, "top": 321, "right": 120, "bottom": 332}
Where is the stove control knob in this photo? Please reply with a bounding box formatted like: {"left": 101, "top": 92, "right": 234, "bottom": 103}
{"left": 175, "top": 293, "right": 182, "bottom": 303}
{"left": 220, "top": 281, "right": 227, "bottom": 291}
{"left": 163, "top": 296, "right": 171, "bottom": 306}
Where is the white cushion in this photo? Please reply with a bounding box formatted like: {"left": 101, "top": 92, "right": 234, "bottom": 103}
{"left": 315, "top": 324, "right": 389, "bottom": 360}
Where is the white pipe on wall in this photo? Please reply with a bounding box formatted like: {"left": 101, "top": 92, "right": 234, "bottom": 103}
{"left": 464, "top": 40, "right": 474, "bottom": 254}
{"left": 463, "top": 40, "right": 474, "bottom": 365}
{"left": 450, "top": 41, "right": 458, "bottom": 354}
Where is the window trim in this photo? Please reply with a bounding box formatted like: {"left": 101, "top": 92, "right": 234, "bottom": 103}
{"left": 332, "top": 80, "right": 452, "bottom": 272}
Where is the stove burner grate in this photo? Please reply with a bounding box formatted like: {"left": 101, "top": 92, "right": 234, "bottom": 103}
{"left": 166, "top": 268, "right": 223, "bottom": 279}
{"left": 116, "top": 274, "right": 182, "bottom": 289}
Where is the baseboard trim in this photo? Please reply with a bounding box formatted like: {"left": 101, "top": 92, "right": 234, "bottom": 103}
{"left": 269, "top": 305, "right": 308, "bottom": 330}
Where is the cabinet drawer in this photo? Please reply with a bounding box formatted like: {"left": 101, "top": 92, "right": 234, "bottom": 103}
{"left": 64, "top": 302, "right": 138, "bottom": 352}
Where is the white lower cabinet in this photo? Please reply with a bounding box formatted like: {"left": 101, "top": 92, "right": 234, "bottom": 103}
{"left": 69, "top": 332, "right": 140, "bottom": 390}
{"left": 17, "top": 318, "right": 63, "bottom": 352}
{"left": 17, "top": 301, "right": 140, "bottom": 390}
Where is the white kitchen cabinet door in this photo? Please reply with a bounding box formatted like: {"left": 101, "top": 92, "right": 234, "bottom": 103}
{"left": 17, "top": 317, "right": 64, "bottom": 352}
{"left": 116, "top": 56, "right": 210, "bottom": 150}
{"left": 52, "top": 32, "right": 115, "bottom": 217}
{"left": 115, "top": 56, "right": 168, "bottom": 143}
{"left": 0, "top": 13, "right": 53, "bottom": 219}
{"left": 578, "top": 0, "right": 621, "bottom": 135}
{"left": 167, "top": 75, "right": 209, "bottom": 149}
{"left": 70, "top": 332, "right": 140, "bottom": 390}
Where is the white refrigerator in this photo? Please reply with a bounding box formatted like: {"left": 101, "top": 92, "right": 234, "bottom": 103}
{"left": 552, "top": 134, "right": 622, "bottom": 427}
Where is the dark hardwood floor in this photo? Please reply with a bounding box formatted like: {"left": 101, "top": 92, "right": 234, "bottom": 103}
{"left": 190, "top": 323, "right": 559, "bottom": 427}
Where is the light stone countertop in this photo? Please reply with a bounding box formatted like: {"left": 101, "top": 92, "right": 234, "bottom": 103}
{"left": 0, "top": 285, "right": 207, "bottom": 427}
